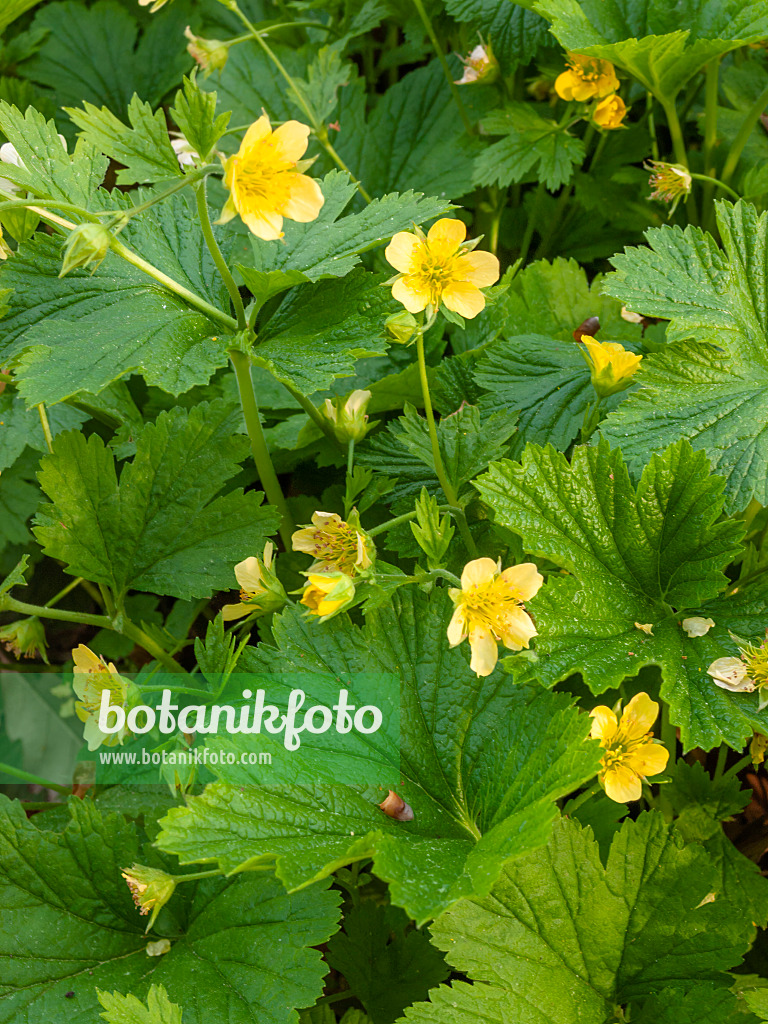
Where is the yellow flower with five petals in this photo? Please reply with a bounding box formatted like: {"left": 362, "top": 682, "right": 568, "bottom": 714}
{"left": 589, "top": 692, "right": 669, "bottom": 803}
{"left": 218, "top": 115, "right": 324, "bottom": 240}
{"left": 385, "top": 218, "right": 500, "bottom": 320}
{"left": 580, "top": 338, "right": 642, "bottom": 397}
{"left": 593, "top": 94, "right": 627, "bottom": 130}
{"left": 292, "top": 511, "right": 374, "bottom": 576}
{"left": 447, "top": 557, "right": 543, "bottom": 677}
{"left": 555, "top": 54, "right": 619, "bottom": 102}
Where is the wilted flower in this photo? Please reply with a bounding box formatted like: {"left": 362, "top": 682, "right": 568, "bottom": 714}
{"left": 0, "top": 134, "right": 67, "bottom": 194}
{"left": 218, "top": 114, "right": 324, "bottom": 240}
{"left": 292, "top": 511, "right": 374, "bottom": 575}
{"left": 300, "top": 571, "right": 356, "bottom": 619}
{"left": 171, "top": 136, "right": 199, "bottom": 168}
{"left": 454, "top": 43, "right": 499, "bottom": 86}
{"left": 0, "top": 224, "right": 9, "bottom": 259}
{"left": 646, "top": 160, "right": 692, "bottom": 215}
{"left": 184, "top": 26, "right": 229, "bottom": 75}
{"left": 221, "top": 542, "right": 287, "bottom": 621}
{"left": 138, "top": 0, "right": 172, "bottom": 11}
{"left": 682, "top": 616, "right": 715, "bottom": 638}
{"left": 555, "top": 53, "right": 619, "bottom": 102}
{"left": 751, "top": 732, "right": 768, "bottom": 766}
{"left": 59, "top": 222, "right": 112, "bottom": 277}
{"left": 0, "top": 617, "right": 47, "bottom": 662}
{"left": 708, "top": 632, "right": 768, "bottom": 705}
{"left": 589, "top": 692, "right": 669, "bottom": 803}
{"left": 384, "top": 310, "right": 418, "bottom": 345}
{"left": 593, "top": 94, "right": 627, "bottom": 129}
{"left": 580, "top": 338, "right": 642, "bottom": 397}
{"left": 121, "top": 864, "right": 176, "bottom": 931}
{"left": 323, "top": 389, "right": 372, "bottom": 443}
{"left": 385, "top": 218, "right": 499, "bottom": 320}
{"left": 447, "top": 557, "right": 543, "bottom": 677}
{"left": 72, "top": 644, "right": 133, "bottom": 750}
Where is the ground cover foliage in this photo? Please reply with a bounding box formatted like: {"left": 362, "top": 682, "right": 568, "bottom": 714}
{"left": 2, "top": 1, "right": 768, "bottom": 1022}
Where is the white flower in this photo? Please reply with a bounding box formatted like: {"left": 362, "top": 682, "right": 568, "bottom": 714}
{"left": 171, "top": 136, "right": 199, "bottom": 168}
{"left": 707, "top": 656, "right": 755, "bottom": 693}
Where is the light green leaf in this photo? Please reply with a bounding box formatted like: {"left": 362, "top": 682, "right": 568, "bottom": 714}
{"left": 0, "top": 101, "right": 107, "bottom": 210}
{"left": 474, "top": 104, "right": 586, "bottom": 191}
{"left": 242, "top": 170, "right": 454, "bottom": 285}
{"left": 252, "top": 271, "right": 393, "bottom": 394}
{"left": 402, "top": 813, "right": 753, "bottom": 1024}
{"left": 97, "top": 985, "right": 182, "bottom": 1024}
{"left": 155, "top": 588, "right": 601, "bottom": 925}
{"left": 603, "top": 200, "right": 768, "bottom": 510}
{"left": 630, "top": 986, "right": 740, "bottom": 1024}
{"left": 0, "top": 797, "right": 340, "bottom": 1024}
{"left": 66, "top": 95, "right": 183, "bottom": 186}
{"left": 291, "top": 44, "right": 352, "bottom": 125}
{"left": 21, "top": 0, "right": 191, "bottom": 111}
{"left": 746, "top": 988, "right": 768, "bottom": 1020}
{"left": 0, "top": 0, "right": 44, "bottom": 33}
{"left": 34, "top": 401, "right": 279, "bottom": 602}
{"left": 474, "top": 440, "right": 768, "bottom": 750}
{"left": 534, "top": 0, "right": 768, "bottom": 99}
{"left": 169, "top": 77, "right": 231, "bottom": 164}
{"left": 0, "top": 556, "right": 28, "bottom": 597}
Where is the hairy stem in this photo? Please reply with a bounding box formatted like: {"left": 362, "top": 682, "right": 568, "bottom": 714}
{"left": 196, "top": 179, "right": 247, "bottom": 330}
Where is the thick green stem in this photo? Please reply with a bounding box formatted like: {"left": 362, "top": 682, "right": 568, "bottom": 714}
{"left": 662, "top": 99, "right": 699, "bottom": 224}
{"left": 0, "top": 762, "right": 71, "bottom": 795}
{"left": 196, "top": 180, "right": 247, "bottom": 330}
{"left": 412, "top": 0, "right": 474, "bottom": 135}
{"left": 347, "top": 438, "right": 355, "bottom": 476}
{"left": 713, "top": 742, "right": 728, "bottom": 781}
{"left": 690, "top": 172, "right": 741, "bottom": 202}
{"left": 647, "top": 92, "right": 660, "bottom": 161}
{"left": 415, "top": 330, "right": 477, "bottom": 556}
{"left": 119, "top": 620, "right": 183, "bottom": 673}
{"left": 229, "top": 348, "right": 294, "bottom": 548}
{"left": 721, "top": 81, "right": 768, "bottom": 187}
{"left": 1, "top": 595, "right": 110, "bottom": 629}
{"left": 36, "top": 404, "right": 54, "bottom": 453}
{"left": 124, "top": 165, "right": 217, "bottom": 221}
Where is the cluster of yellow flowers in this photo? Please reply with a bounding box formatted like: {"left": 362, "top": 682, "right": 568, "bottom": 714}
{"left": 555, "top": 53, "right": 627, "bottom": 130}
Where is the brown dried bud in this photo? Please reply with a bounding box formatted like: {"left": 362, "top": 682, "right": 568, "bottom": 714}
{"left": 379, "top": 789, "right": 414, "bottom": 821}
{"left": 573, "top": 316, "right": 600, "bottom": 341}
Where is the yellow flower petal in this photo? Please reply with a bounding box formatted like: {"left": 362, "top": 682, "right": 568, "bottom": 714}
{"left": 460, "top": 557, "right": 499, "bottom": 590}
{"left": 385, "top": 231, "right": 421, "bottom": 274}
{"left": 221, "top": 602, "right": 252, "bottom": 622}
{"left": 468, "top": 626, "right": 498, "bottom": 676}
{"left": 621, "top": 692, "right": 659, "bottom": 740}
{"left": 427, "top": 217, "right": 467, "bottom": 255}
{"left": 629, "top": 741, "right": 669, "bottom": 778}
{"left": 498, "top": 604, "right": 537, "bottom": 650}
{"left": 441, "top": 280, "right": 487, "bottom": 319}
{"left": 241, "top": 206, "right": 284, "bottom": 241}
{"left": 270, "top": 119, "right": 311, "bottom": 163}
{"left": 457, "top": 249, "right": 500, "bottom": 288}
{"left": 498, "top": 562, "right": 543, "bottom": 602}
{"left": 447, "top": 605, "right": 468, "bottom": 646}
{"left": 391, "top": 275, "right": 430, "bottom": 313}
{"left": 283, "top": 172, "right": 325, "bottom": 222}
{"left": 240, "top": 114, "right": 272, "bottom": 153}
{"left": 234, "top": 556, "right": 263, "bottom": 593}
{"left": 604, "top": 762, "right": 642, "bottom": 803}
{"left": 589, "top": 705, "right": 617, "bottom": 742}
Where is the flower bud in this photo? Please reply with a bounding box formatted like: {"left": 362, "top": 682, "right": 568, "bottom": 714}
{"left": 300, "top": 571, "right": 356, "bottom": 620}
{"left": 322, "top": 389, "right": 372, "bottom": 443}
{"left": 184, "top": 26, "right": 229, "bottom": 75}
{"left": 384, "top": 310, "right": 418, "bottom": 345}
{"left": 592, "top": 94, "right": 627, "bottom": 130}
{"left": 121, "top": 864, "right": 177, "bottom": 931}
{"left": 59, "top": 222, "right": 112, "bottom": 278}
{"left": 454, "top": 43, "right": 499, "bottom": 86}
{"left": 0, "top": 617, "right": 48, "bottom": 662}
{"left": 579, "top": 338, "right": 642, "bottom": 398}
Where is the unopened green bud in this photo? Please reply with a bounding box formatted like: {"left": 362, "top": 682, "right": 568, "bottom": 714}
{"left": 184, "top": 26, "right": 229, "bottom": 75}
{"left": 59, "top": 222, "right": 112, "bottom": 278}
{"left": 384, "top": 310, "right": 418, "bottom": 345}
{"left": 0, "top": 617, "right": 48, "bottom": 662}
{"left": 323, "top": 389, "right": 372, "bottom": 443}
{"left": 121, "top": 864, "right": 177, "bottom": 931}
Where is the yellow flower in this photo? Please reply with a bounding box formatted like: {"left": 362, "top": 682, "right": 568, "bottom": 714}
{"left": 590, "top": 692, "right": 669, "bottom": 802}
{"left": 72, "top": 644, "right": 133, "bottom": 751}
{"left": 323, "top": 389, "right": 372, "bottom": 443}
{"left": 121, "top": 864, "right": 176, "bottom": 932}
{"left": 221, "top": 542, "right": 287, "bottom": 621}
{"left": 300, "top": 571, "right": 356, "bottom": 619}
{"left": 555, "top": 54, "right": 619, "bottom": 102}
{"left": 580, "top": 338, "right": 642, "bottom": 398}
{"left": 218, "top": 115, "right": 324, "bottom": 241}
{"left": 593, "top": 94, "right": 627, "bottom": 129}
{"left": 708, "top": 632, "right": 768, "bottom": 706}
{"left": 292, "top": 511, "right": 374, "bottom": 575}
{"left": 447, "top": 557, "right": 543, "bottom": 677}
{"left": 384, "top": 218, "right": 500, "bottom": 320}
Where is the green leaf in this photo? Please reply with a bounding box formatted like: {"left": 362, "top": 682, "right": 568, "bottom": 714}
{"left": 603, "top": 201, "right": 768, "bottom": 511}
{"left": 252, "top": 271, "right": 393, "bottom": 394}
{"left": 358, "top": 403, "right": 516, "bottom": 507}
{"left": 21, "top": 0, "right": 191, "bottom": 111}
{"left": 325, "top": 902, "right": 449, "bottom": 1023}
{"left": 534, "top": 0, "right": 768, "bottom": 99}
{"left": 474, "top": 104, "right": 586, "bottom": 192}
{"left": 242, "top": 169, "right": 454, "bottom": 286}
{"left": 746, "top": 989, "right": 768, "bottom": 1020}
{"left": 474, "top": 440, "right": 768, "bottom": 750}
{"left": 291, "top": 44, "right": 352, "bottom": 125}
{"left": 203, "top": 39, "right": 308, "bottom": 125}
{"left": 66, "top": 95, "right": 183, "bottom": 186}
{"left": 630, "top": 985, "right": 740, "bottom": 1024}
{"left": 0, "top": 392, "right": 87, "bottom": 471}
{"left": 170, "top": 77, "right": 231, "bottom": 164}
{"left": 0, "top": 796, "right": 340, "bottom": 1024}
{"left": 0, "top": 206, "right": 229, "bottom": 405}
{"left": 336, "top": 61, "right": 490, "bottom": 199}
{"left": 402, "top": 813, "right": 753, "bottom": 1024}
{"left": 0, "top": 452, "right": 40, "bottom": 556}
{"left": 0, "top": 101, "right": 107, "bottom": 210}
{"left": 155, "top": 588, "right": 601, "bottom": 925}
{"left": 0, "top": 0, "right": 44, "bottom": 33}
{"left": 33, "top": 400, "right": 279, "bottom": 602}
{"left": 442, "top": 0, "right": 549, "bottom": 71}
{"left": 0, "top": 555, "right": 28, "bottom": 597}
{"left": 97, "top": 985, "right": 183, "bottom": 1024}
